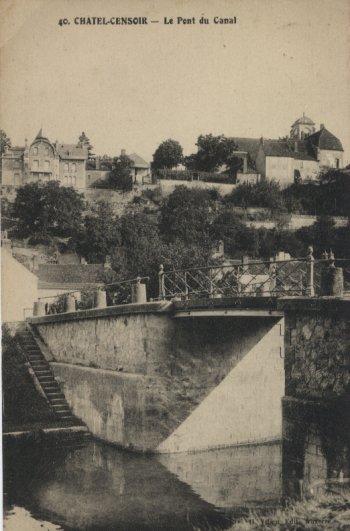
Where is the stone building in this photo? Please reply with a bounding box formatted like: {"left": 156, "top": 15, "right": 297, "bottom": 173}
{"left": 233, "top": 115, "right": 344, "bottom": 188}
{"left": 1, "top": 131, "right": 150, "bottom": 190}
{"left": 1, "top": 129, "right": 89, "bottom": 189}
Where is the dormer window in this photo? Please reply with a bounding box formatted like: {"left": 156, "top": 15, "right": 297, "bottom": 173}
{"left": 33, "top": 147, "right": 38, "bottom": 155}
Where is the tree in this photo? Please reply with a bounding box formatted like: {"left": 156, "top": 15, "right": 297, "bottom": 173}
{"left": 13, "top": 181, "right": 84, "bottom": 240}
{"left": 226, "top": 180, "right": 285, "bottom": 211}
{"left": 185, "top": 134, "right": 238, "bottom": 172}
{"left": 0, "top": 129, "right": 11, "bottom": 157}
{"left": 159, "top": 186, "right": 214, "bottom": 247}
{"left": 318, "top": 170, "right": 350, "bottom": 217}
{"left": 78, "top": 132, "right": 94, "bottom": 158}
{"left": 78, "top": 202, "right": 120, "bottom": 263}
{"left": 211, "top": 210, "right": 256, "bottom": 257}
{"left": 108, "top": 155, "right": 133, "bottom": 192}
{"left": 296, "top": 216, "right": 337, "bottom": 256}
{"left": 152, "top": 139, "right": 183, "bottom": 170}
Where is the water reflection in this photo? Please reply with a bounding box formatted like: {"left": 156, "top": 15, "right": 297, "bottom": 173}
{"left": 3, "top": 398, "right": 349, "bottom": 530}
{"left": 159, "top": 443, "right": 282, "bottom": 508}
{"left": 4, "top": 442, "right": 232, "bottom": 530}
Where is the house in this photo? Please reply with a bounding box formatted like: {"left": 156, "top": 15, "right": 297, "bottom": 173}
{"left": 231, "top": 116, "right": 344, "bottom": 188}
{"left": 36, "top": 263, "right": 110, "bottom": 299}
{"left": 91, "top": 149, "right": 150, "bottom": 186}
{"left": 1, "top": 131, "right": 150, "bottom": 190}
{"left": 1, "top": 129, "right": 89, "bottom": 189}
{"left": 255, "top": 117, "right": 344, "bottom": 187}
{"left": 127, "top": 152, "right": 150, "bottom": 184}
{"left": 1, "top": 243, "right": 38, "bottom": 322}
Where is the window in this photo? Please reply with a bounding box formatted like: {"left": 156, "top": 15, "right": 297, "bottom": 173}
{"left": 64, "top": 163, "right": 69, "bottom": 172}
{"left": 33, "top": 160, "right": 39, "bottom": 170}
{"left": 336, "top": 158, "right": 340, "bottom": 169}
{"left": 33, "top": 147, "right": 38, "bottom": 155}
{"left": 14, "top": 173, "right": 21, "bottom": 186}
{"left": 64, "top": 176, "right": 69, "bottom": 185}
{"left": 44, "top": 160, "right": 50, "bottom": 171}
{"left": 71, "top": 163, "right": 76, "bottom": 172}
{"left": 45, "top": 147, "right": 50, "bottom": 155}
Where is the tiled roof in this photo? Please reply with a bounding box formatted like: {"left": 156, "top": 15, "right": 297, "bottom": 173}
{"left": 262, "top": 140, "right": 293, "bottom": 158}
{"left": 56, "top": 143, "right": 89, "bottom": 160}
{"left": 262, "top": 139, "right": 315, "bottom": 161}
{"left": 128, "top": 153, "right": 150, "bottom": 168}
{"left": 306, "top": 128, "right": 343, "bottom": 152}
{"left": 37, "top": 264, "right": 107, "bottom": 286}
{"left": 34, "top": 128, "right": 50, "bottom": 143}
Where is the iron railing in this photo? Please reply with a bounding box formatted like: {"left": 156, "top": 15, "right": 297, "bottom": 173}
{"left": 158, "top": 250, "right": 350, "bottom": 300}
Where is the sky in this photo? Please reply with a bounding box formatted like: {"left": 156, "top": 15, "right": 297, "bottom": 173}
{"left": 1, "top": 0, "right": 350, "bottom": 163}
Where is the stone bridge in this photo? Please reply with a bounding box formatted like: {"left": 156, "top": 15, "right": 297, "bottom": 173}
{"left": 27, "top": 295, "right": 350, "bottom": 453}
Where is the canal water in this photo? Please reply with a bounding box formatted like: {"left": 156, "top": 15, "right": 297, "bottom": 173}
{"left": 3, "top": 399, "right": 349, "bottom": 530}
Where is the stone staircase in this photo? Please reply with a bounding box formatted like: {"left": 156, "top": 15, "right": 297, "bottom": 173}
{"left": 15, "top": 324, "right": 83, "bottom": 427}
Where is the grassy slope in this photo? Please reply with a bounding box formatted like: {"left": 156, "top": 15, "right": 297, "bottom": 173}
{"left": 229, "top": 489, "right": 350, "bottom": 530}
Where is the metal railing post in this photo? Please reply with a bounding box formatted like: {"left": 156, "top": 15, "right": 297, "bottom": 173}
{"left": 159, "top": 264, "right": 165, "bottom": 300}
{"left": 184, "top": 271, "right": 189, "bottom": 300}
{"left": 306, "top": 245, "right": 315, "bottom": 297}
{"left": 209, "top": 268, "right": 213, "bottom": 298}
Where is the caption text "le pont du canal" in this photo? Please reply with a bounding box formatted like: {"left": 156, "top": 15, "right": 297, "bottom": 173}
{"left": 58, "top": 16, "right": 238, "bottom": 27}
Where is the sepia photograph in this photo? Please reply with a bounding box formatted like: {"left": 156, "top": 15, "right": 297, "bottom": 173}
{"left": 1, "top": 0, "right": 349, "bottom": 529}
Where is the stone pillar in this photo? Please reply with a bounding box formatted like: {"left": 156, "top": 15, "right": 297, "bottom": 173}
{"left": 66, "top": 293, "right": 76, "bottom": 313}
{"left": 306, "top": 246, "right": 315, "bottom": 297}
{"left": 33, "top": 300, "right": 45, "bottom": 317}
{"left": 131, "top": 278, "right": 147, "bottom": 303}
{"left": 159, "top": 265, "right": 165, "bottom": 300}
{"left": 95, "top": 289, "right": 107, "bottom": 309}
{"left": 321, "top": 267, "right": 344, "bottom": 296}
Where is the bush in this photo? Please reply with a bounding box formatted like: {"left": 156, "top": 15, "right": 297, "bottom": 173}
{"left": 225, "top": 180, "right": 285, "bottom": 211}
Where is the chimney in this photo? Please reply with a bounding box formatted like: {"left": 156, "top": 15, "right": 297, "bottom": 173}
{"left": 294, "top": 141, "right": 298, "bottom": 153}
{"left": 121, "top": 149, "right": 126, "bottom": 157}
{"left": 320, "top": 123, "right": 325, "bottom": 130}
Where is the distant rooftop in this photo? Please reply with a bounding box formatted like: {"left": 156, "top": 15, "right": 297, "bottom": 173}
{"left": 37, "top": 263, "right": 109, "bottom": 289}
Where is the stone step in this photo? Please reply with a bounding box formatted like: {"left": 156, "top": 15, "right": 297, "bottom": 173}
{"left": 51, "top": 403, "right": 70, "bottom": 409}
{"left": 30, "top": 364, "right": 50, "bottom": 370}
{"left": 47, "top": 393, "right": 65, "bottom": 399}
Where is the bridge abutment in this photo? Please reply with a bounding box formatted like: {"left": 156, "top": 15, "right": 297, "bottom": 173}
{"left": 28, "top": 297, "right": 349, "bottom": 453}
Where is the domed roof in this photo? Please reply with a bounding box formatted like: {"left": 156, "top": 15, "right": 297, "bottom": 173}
{"left": 292, "top": 113, "right": 315, "bottom": 126}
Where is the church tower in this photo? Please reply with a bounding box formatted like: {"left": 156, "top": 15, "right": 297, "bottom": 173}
{"left": 290, "top": 113, "right": 316, "bottom": 140}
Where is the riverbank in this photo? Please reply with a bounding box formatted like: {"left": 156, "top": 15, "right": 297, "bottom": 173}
{"left": 229, "top": 488, "right": 350, "bottom": 530}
